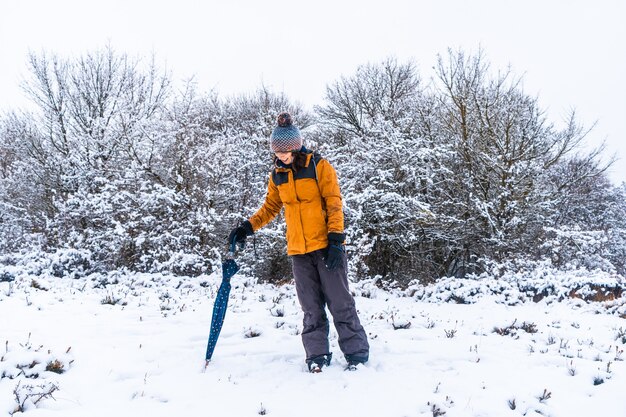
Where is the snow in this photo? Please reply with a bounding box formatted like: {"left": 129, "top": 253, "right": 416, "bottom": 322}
{"left": 1, "top": 270, "right": 626, "bottom": 417}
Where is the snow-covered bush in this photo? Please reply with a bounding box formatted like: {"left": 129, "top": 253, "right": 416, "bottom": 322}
{"left": 10, "top": 381, "right": 59, "bottom": 415}
{"left": 47, "top": 248, "right": 94, "bottom": 279}
{"left": 314, "top": 52, "right": 626, "bottom": 285}
{"left": 1, "top": 335, "right": 73, "bottom": 415}
{"left": 540, "top": 226, "right": 616, "bottom": 272}
{"left": 410, "top": 258, "right": 626, "bottom": 306}
{"left": 1, "top": 47, "right": 625, "bottom": 287}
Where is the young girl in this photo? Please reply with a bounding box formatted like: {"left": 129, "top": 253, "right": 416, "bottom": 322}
{"left": 229, "top": 112, "right": 369, "bottom": 372}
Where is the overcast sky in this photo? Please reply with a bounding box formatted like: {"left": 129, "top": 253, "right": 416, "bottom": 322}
{"left": 1, "top": 0, "right": 624, "bottom": 184}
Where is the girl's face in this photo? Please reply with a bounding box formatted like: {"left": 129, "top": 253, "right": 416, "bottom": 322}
{"left": 275, "top": 151, "right": 295, "bottom": 165}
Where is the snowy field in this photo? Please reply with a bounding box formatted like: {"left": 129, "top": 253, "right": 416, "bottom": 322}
{"left": 1, "top": 270, "right": 626, "bottom": 417}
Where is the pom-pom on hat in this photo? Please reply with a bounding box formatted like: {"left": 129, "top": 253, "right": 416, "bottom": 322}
{"left": 270, "top": 112, "right": 303, "bottom": 152}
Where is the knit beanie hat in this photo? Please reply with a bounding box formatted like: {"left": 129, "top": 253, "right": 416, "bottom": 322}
{"left": 270, "top": 112, "right": 303, "bottom": 152}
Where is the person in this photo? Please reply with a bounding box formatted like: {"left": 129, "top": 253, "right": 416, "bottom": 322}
{"left": 229, "top": 112, "right": 369, "bottom": 373}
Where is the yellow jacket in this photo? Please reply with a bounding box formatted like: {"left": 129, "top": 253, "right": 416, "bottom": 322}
{"left": 249, "top": 151, "right": 344, "bottom": 255}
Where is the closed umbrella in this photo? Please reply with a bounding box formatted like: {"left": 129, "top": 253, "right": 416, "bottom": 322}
{"left": 205, "top": 240, "right": 239, "bottom": 366}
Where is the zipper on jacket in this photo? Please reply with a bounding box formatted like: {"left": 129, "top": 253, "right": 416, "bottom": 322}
{"left": 290, "top": 168, "right": 307, "bottom": 252}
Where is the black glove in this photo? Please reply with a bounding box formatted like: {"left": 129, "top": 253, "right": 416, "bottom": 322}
{"left": 228, "top": 220, "right": 254, "bottom": 249}
{"left": 324, "top": 233, "right": 345, "bottom": 270}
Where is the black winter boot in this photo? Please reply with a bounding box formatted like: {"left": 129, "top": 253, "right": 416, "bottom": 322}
{"left": 306, "top": 353, "right": 332, "bottom": 373}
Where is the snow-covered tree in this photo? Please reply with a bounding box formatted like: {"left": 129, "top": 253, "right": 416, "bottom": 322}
{"left": 537, "top": 159, "right": 626, "bottom": 275}
{"left": 1, "top": 47, "right": 622, "bottom": 285}
{"left": 429, "top": 49, "right": 612, "bottom": 276}
{"left": 0, "top": 47, "right": 175, "bottom": 271}
{"left": 314, "top": 52, "right": 618, "bottom": 284}
{"left": 163, "top": 84, "right": 313, "bottom": 281}
{"left": 314, "top": 58, "right": 452, "bottom": 284}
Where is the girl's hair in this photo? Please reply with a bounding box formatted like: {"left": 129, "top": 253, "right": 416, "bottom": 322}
{"left": 292, "top": 151, "right": 308, "bottom": 172}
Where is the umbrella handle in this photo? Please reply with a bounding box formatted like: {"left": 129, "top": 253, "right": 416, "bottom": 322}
{"left": 226, "top": 238, "right": 237, "bottom": 259}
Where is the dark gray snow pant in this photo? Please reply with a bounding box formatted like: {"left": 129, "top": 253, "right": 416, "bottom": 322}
{"left": 291, "top": 249, "right": 369, "bottom": 363}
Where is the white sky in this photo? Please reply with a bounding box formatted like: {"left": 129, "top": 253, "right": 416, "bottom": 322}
{"left": 1, "top": 0, "right": 625, "bottom": 184}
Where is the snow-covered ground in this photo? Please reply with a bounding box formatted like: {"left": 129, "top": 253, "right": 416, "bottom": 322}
{"left": 1, "top": 270, "right": 625, "bottom": 417}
